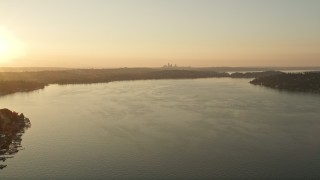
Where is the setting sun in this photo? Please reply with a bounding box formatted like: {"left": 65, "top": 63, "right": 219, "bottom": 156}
{"left": 0, "top": 27, "right": 26, "bottom": 64}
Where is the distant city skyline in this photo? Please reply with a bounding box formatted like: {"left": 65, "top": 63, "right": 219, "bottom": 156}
{"left": 0, "top": 0, "right": 319, "bottom": 67}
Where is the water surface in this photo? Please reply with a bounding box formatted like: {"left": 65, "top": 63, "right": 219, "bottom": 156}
{"left": 0, "top": 78, "right": 320, "bottom": 179}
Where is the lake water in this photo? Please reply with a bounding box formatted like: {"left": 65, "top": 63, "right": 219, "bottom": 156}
{"left": 1, "top": 78, "right": 320, "bottom": 179}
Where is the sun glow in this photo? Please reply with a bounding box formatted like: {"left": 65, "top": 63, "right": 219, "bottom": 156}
{"left": 0, "top": 41, "right": 6, "bottom": 54}
{"left": 0, "top": 27, "right": 26, "bottom": 64}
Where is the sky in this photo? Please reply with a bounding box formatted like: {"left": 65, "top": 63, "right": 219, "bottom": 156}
{"left": 0, "top": 0, "right": 319, "bottom": 67}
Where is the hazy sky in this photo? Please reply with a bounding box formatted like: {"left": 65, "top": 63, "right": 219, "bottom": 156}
{"left": 0, "top": 0, "right": 319, "bottom": 67}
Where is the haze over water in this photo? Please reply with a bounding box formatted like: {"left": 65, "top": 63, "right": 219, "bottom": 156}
{"left": 1, "top": 78, "right": 320, "bottom": 179}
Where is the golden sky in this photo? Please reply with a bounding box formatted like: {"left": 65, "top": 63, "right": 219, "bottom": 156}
{"left": 0, "top": 0, "right": 319, "bottom": 67}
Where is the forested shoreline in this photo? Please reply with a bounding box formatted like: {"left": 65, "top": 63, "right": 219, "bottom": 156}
{"left": 0, "top": 68, "right": 318, "bottom": 95}
{"left": 250, "top": 72, "right": 320, "bottom": 93}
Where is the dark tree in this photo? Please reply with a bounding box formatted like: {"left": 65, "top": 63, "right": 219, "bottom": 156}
{"left": 0, "top": 109, "right": 31, "bottom": 170}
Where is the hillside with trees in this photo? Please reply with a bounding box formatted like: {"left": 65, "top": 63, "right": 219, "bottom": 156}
{"left": 250, "top": 72, "right": 320, "bottom": 93}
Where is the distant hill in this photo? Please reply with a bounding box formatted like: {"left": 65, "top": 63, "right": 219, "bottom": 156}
{"left": 163, "top": 66, "right": 320, "bottom": 72}
{"left": 1, "top": 66, "right": 319, "bottom": 72}
{"left": 0, "top": 67, "right": 72, "bottom": 72}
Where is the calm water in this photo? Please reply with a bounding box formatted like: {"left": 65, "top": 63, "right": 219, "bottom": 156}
{"left": 1, "top": 78, "right": 320, "bottom": 179}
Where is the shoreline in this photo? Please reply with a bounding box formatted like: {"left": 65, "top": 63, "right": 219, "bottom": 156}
{"left": 250, "top": 72, "right": 320, "bottom": 94}
{"left": 0, "top": 68, "right": 319, "bottom": 96}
